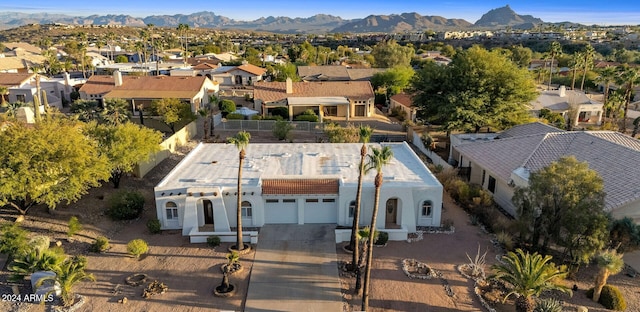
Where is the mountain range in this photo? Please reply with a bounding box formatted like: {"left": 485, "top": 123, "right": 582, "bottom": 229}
{"left": 0, "top": 6, "right": 554, "bottom": 33}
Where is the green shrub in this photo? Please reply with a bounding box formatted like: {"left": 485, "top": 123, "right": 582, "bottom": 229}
{"left": 219, "top": 99, "right": 236, "bottom": 114}
{"left": 67, "top": 216, "right": 82, "bottom": 238}
{"left": 107, "top": 190, "right": 145, "bottom": 220}
{"left": 28, "top": 236, "right": 51, "bottom": 254}
{"left": 90, "top": 236, "right": 110, "bottom": 253}
{"left": 294, "top": 109, "right": 319, "bottom": 122}
{"left": 495, "top": 231, "right": 514, "bottom": 251}
{"left": 0, "top": 223, "right": 29, "bottom": 257}
{"left": 226, "top": 113, "right": 244, "bottom": 120}
{"left": 147, "top": 219, "right": 161, "bottom": 234}
{"left": 272, "top": 120, "right": 293, "bottom": 140}
{"left": 375, "top": 232, "right": 389, "bottom": 245}
{"left": 127, "top": 239, "right": 149, "bottom": 259}
{"left": 271, "top": 107, "right": 289, "bottom": 119}
{"left": 534, "top": 298, "right": 563, "bottom": 312}
{"left": 70, "top": 255, "right": 88, "bottom": 270}
{"left": 8, "top": 248, "right": 66, "bottom": 281}
{"left": 587, "top": 285, "right": 627, "bottom": 311}
{"left": 207, "top": 235, "right": 221, "bottom": 248}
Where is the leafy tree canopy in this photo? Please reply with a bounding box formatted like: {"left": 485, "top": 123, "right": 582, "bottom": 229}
{"left": 371, "top": 40, "right": 414, "bottom": 68}
{"left": 370, "top": 66, "right": 414, "bottom": 98}
{"left": 0, "top": 118, "right": 111, "bottom": 214}
{"left": 150, "top": 98, "right": 195, "bottom": 133}
{"left": 411, "top": 45, "right": 537, "bottom": 132}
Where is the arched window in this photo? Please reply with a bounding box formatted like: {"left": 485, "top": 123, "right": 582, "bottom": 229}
{"left": 421, "top": 200, "right": 433, "bottom": 217}
{"left": 166, "top": 201, "right": 178, "bottom": 220}
{"left": 241, "top": 201, "right": 252, "bottom": 217}
{"left": 348, "top": 200, "right": 356, "bottom": 218}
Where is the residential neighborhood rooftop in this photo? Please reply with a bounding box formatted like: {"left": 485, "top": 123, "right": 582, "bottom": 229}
{"left": 253, "top": 80, "right": 374, "bottom": 103}
{"left": 156, "top": 142, "right": 440, "bottom": 190}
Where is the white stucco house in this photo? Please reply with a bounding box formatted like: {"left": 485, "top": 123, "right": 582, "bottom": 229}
{"left": 154, "top": 142, "right": 443, "bottom": 243}
{"left": 529, "top": 86, "right": 603, "bottom": 127}
{"left": 453, "top": 122, "right": 640, "bottom": 222}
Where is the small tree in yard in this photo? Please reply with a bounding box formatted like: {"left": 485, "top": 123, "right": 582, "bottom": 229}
{"left": 220, "top": 99, "right": 236, "bottom": 117}
{"left": 36, "top": 257, "right": 95, "bottom": 307}
{"left": 592, "top": 249, "right": 624, "bottom": 303}
{"left": 67, "top": 216, "right": 82, "bottom": 238}
{"left": 272, "top": 120, "right": 293, "bottom": 140}
{"left": 150, "top": 98, "right": 195, "bottom": 133}
{"left": 127, "top": 239, "right": 149, "bottom": 259}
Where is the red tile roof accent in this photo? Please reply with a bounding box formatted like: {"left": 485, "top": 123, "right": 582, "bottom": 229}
{"left": 254, "top": 81, "right": 374, "bottom": 103}
{"left": 232, "top": 64, "right": 267, "bottom": 76}
{"left": 0, "top": 73, "right": 34, "bottom": 87}
{"left": 390, "top": 93, "right": 413, "bottom": 108}
{"left": 262, "top": 179, "right": 339, "bottom": 195}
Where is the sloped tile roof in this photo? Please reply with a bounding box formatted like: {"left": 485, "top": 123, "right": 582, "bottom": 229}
{"left": 297, "top": 65, "right": 385, "bottom": 81}
{"left": 82, "top": 75, "right": 208, "bottom": 99}
{"left": 457, "top": 125, "right": 640, "bottom": 211}
{"left": 529, "top": 89, "right": 601, "bottom": 111}
{"left": 78, "top": 75, "right": 119, "bottom": 95}
{"left": 497, "top": 121, "right": 564, "bottom": 139}
{"left": 0, "top": 57, "right": 27, "bottom": 71}
{"left": 390, "top": 93, "right": 413, "bottom": 108}
{"left": 0, "top": 73, "right": 34, "bottom": 87}
{"left": 254, "top": 81, "right": 374, "bottom": 103}
{"left": 262, "top": 179, "right": 339, "bottom": 195}
{"left": 231, "top": 64, "right": 266, "bottom": 76}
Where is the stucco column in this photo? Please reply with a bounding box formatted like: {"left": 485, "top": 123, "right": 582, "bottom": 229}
{"left": 288, "top": 104, "right": 294, "bottom": 121}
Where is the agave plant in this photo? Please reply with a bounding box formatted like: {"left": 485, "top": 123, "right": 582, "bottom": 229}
{"left": 36, "top": 258, "right": 95, "bottom": 307}
{"left": 8, "top": 248, "right": 66, "bottom": 281}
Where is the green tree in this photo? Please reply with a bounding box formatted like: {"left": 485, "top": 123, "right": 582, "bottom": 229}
{"left": 615, "top": 65, "right": 640, "bottom": 133}
{"left": 115, "top": 55, "right": 128, "bottom": 63}
{"left": 509, "top": 45, "right": 533, "bottom": 68}
{"left": 580, "top": 44, "right": 596, "bottom": 91}
{"left": 513, "top": 156, "right": 608, "bottom": 264}
{"left": 595, "top": 66, "right": 619, "bottom": 116}
{"left": 220, "top": 99, "right": 236, "bottom": 116}
{"left": 361, "top": 146, "right": 393, "bottom": 311}
{"left": 547, "top": 41, "right": 563, "bottom": 91}
{"left": 227, "top": 131, "right": 251, "bottom": 252}
{"left": 371, "top": 40, "right": 414, "bottom": 68}
{"left": 0, "top": 118, "right": 111, "bottom": 215}
{"left": 593, "top": 249, "right": 624, "bottom": 303}
{"left": 491, "top": 249, "right": 571, "bottom": 312}
{"left": 349, "top": 125, "right": 373, "bottom": 294}
{"left": 370, "top": 67, "right": 414, "bottom": 103}
{"left": 101, "top": 98, "right": 131, "bottom": 125}
{"left": 411, "top": 45, "right": 536, "bottom": 133}
{"left": 85, "top": 122, "right": 162, "bottom": 188}
{"left": 271, "top": 63, "right": 299, "bottom": 82}
{"left": 150, "top": 98, "right": 195, "bottom": 133}
{"left": 272, "top": 120, "right": 293, "bottom": 140}
{"left": 36, "top": 257, "right": 95, "bottom": 307}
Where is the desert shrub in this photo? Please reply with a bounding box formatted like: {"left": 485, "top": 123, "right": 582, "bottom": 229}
{"left": 435, "top": 167, "right": 459, "bottom": 187}
{"left": 262, "top": 115, "right": 283, "bottom": 121}
{"left": 324, "top": 123, "right": 360, "bottom": 143}
{"left": 375, "top": 232, "right": 389, "bottom": 245}
{"left": 587, "top": 285, "right": 627, "bottom": 311}
{"left": 226, "top": 113, "right": 244, "bottom": 120}
{"left": 390, "top": 106, "right": 406, "bottom": 121}
{"left": 421, "top": 133, "right": 437, "bottom": 151}
{"left": 272, "top": 120, "right": 293, "bottom": 140}
{"left": 244, "top": 93, "right": 252, "bottom": 101}
{"left": 294, "top": 109, "right": 319, "bottom": 122}
{"left": 127, "top": 239, "right": 149, "bottom": 259}
{"left": 219, "top": 99, "right": 236, "bottom": 114}
{"left": 70, "top": 255, "right": 88, "bottom": 270}
{"left": 271, "top": 106, "right": 289, "bottom": 119}
{"left": 495, "top": 231, "right": 514, "bottom": 251}
{"left": 90, "top": 236, "right": 110, "bottom": 253}
{"left": 608, "top": 217, "right": 640, "bottom": 253}
{"left": 28, "top": 236, "right": 51, "bottom": 254}
{"left": 67, "top": 216, "right": 82, "bottom": 238}
{"left": 147, "top": 219, "right": 161, "bottom": 234}
{"left": 207, "top": 235, "right": 221, "bottom": 248}
{"left": 0, "top": 223, "right": 29, "bottom": 257}
{"left": 534, "top": 298, "right": 563, "bottom": 312}
{"left": 107, "top": 190, "right": 145, "bottom": 220}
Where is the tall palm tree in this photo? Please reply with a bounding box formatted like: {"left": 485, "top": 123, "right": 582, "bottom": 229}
{"left": 547, "top": 41, "right": 562, "bottom": 91}
{"left": 580, "top": 44, "right": 596, "bottom": 91}
{"left": 177, "top": 23, "right": 190, "bottom": 67}
{"left": 570, "top": 51, "right": 584, "bottom": 90}
{"left": 361, "top": 146, "right": 393, "bottom": 311}
{"left": 491, "top": 249, "right": 571, "bottom": 312}
{"left": 36, "top": 258, "right": 95, "bottom": 307}
{"left": 595, "top": 66, "right": 619, "bottom": 117}
{"left": 349, "top": 125, "right": 373, "bottom": 293}
{"left": 593, "top": 249, "right": 624, "bottom": 302}
{"left": 227, "top": 131, "right": 251, "bottom": 252}
{"left": 615, "top": 66, "right": 640, "bottom": 133}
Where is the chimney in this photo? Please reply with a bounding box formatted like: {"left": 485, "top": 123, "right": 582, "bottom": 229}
{"left": 559, "top": 85, "right": 566, "bottom": 97}
{"left": 114, "top": 70, "right": 123, "bottom": 87}
{"left": 286, "top": 77, "right": 293, "bottom": 94}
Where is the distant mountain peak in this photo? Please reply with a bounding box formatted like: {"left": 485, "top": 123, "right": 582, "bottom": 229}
{"left": 474, "top": 5, "right": 543, "bottom": 28}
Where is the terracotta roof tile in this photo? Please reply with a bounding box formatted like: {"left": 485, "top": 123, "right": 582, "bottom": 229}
{"left": 0, "top": 73, "right": 34, "bottom": 87}
{"left": 232, "top": 64, "right": 266, "bottom": 76}
{"left": 390, "top": 93, "right": 413, "bottom": 108}
{"left": 262, "top": 179, "right": 339, "bottom": 195}
{"left": 81, "top": 75, "right": 208, "bottom": 99}
{"left": 254, "top": 81, "right": 374, "bottom": 103}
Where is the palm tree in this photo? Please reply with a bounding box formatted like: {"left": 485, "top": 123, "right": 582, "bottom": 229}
{"left": 615, "top": 66, "right": 640, "bottom": 133}
{"left": 547, "top": 41, "right": 562, "bottom": 91}
{"left": 227, "top": 131, "right": 251, "bottom": 252}
{"left": 580, "top": 44, "right": 596, "bottom": 91}
{"left": 177, "top": 23, "right": 190, "bottom": 67}
{"left": 361, "top": 146, "right": 393, "bottom": 311}
{"left": 101, "top": 98, "right": 131, "bottom": 125}
{"left": 491, "top": 249, "right": 571, "bottom": 312}
{"left": 593, "top": 249, "right": 624, "bottom": 302}
{"left": 570, "top": 51, "right": 584, "bottom": 90}
{"left": 349, "top": 125, "right": 373, "bottom": 293}
{"left": 595, "top": 66, "right": 619, "bottom": 117}
{"left": 36, "top": 258, "right": 95, "bottom": 307}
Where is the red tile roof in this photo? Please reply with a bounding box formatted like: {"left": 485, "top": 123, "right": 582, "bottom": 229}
{"left": 81, "top": 75, "right": 208, "bottom": 99}
{"left": 0, "top": 73, "right": 34, "bottom": 87}
{"left": 254, "top": 81, "right": 374, "bottom": 103}
{"left": 262, "top": 179, "right": 339, "bottom": 195}
{"left": 390, "top": 93, "right": 414, "bottom": 108}
{"left": 230, "top": 64, "right": 266, "bottom": 76}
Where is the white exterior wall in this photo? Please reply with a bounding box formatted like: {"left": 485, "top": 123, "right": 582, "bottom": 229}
{"left": 611, "top": 201, "right": 640, "bottom": 224}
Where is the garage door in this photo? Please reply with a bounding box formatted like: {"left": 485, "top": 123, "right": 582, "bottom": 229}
{"left": 304, "top": 198, "right": 338, "bottom": 224}
{"left": 264, "top": 199, "right": 298, "bottom": 224}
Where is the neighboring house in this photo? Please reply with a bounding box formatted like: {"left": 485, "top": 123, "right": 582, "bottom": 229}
{"left": 0, "top": 44, "right": 45, "bottom": 74}
{"left": 1, "top": 72, "right": 81, "bottom": 109}
{"left": 297, "top": 65, "right": 385, "bottom": 81}
{"left": 154, "top": 142, "right": 443, "bottom": 243}
{"left": 453, "top": 122, "right": 640, "bottom": 222}
{"left": 530, "top": 86, "right": 603, "bottom": 127}
{"left": 389, "top": 93, "right": 417, "bottom": 122}
{"left": 254, "top": 78, "right": 375, "bottom": 121}
{"left": 172, "top": 63, "right": 266, "bottom": 87}
{"left": 81, "top": 71, "right": 218, "bottom": 112}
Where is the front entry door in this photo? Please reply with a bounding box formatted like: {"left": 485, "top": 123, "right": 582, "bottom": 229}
{"left": 203, "top": 200, "right": 214, "bottom": 225}
{"left": 385, "top": 198, "right": 397, "bottom": 228}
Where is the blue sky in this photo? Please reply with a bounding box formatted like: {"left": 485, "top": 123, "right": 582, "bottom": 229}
{"left": 2, "top": 1, "right": 639, "bottom": 25}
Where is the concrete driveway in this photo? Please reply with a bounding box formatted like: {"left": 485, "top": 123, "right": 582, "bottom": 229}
{"left": 244, "top": 224, "right": 343, "bottom": 312}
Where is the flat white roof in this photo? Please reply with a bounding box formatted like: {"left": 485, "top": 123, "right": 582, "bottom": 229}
{"left": 156, "top": 142, "right": 441, "bottom": 190}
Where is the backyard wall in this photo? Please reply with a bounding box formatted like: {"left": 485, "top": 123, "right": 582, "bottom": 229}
{"left": 410, "top": 128, "right": 452, "bottom": 170}
{"left": 133, "top": 120, "right": 198, "bottom": 178}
